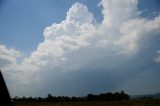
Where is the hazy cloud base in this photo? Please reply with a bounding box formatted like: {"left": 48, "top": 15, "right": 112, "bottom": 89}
{"left": 0, "top": 0, "right": 160, "bottom": 97}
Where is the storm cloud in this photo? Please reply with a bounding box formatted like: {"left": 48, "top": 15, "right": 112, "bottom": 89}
{"left": 0, "top": 0, "right": 160, "bottom": 97}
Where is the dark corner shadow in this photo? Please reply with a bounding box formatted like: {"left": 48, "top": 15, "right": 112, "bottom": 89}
{"left": 0, "top": 70, "right": 13, "bottom": 106}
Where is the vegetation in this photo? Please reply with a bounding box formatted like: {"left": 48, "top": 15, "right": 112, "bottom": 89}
{"left": 12, "top": 91, "right": 129, "bottom": 102}
{"left": 12, "top": 91, "right": 160, "bottom": 106}
{"left": 13, "top": 99, "right": 160, "bottom": 106}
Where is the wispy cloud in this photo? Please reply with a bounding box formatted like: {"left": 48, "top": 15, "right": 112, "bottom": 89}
{"left": 155, "top": 50, "right": 160, "bottom": 63}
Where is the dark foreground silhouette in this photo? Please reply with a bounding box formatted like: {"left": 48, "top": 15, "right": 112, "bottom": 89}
{"left": 14, "top": 99, "right": 160, "bottom": 106}
{"left": 12, "top": 91, "right": 129, "bottom": 102}
{"left": 0, "top": 70, "right": 13, "bottom": 106}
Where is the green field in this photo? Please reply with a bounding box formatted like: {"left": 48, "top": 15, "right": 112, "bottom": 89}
{"left": 13, "top": 99, "right": 160, "bottom": 106}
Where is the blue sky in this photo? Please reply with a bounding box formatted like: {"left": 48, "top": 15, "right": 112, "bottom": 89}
{"left": 0, "top": 0, "right": 160, "bottom": 97}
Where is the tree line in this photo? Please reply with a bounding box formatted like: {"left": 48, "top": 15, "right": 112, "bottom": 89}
{"left": 12, "top": 91, "right": 129, "bottom": 102}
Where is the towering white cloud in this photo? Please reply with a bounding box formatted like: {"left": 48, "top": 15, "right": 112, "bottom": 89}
{"left": 0, "top": 0, "right": 160, "bottom": 96}
{"left": 30, "top": 2, "right": 97, "bottom": 69}
{"left": 101, "top": 0, "right": 138, "bottom": 28}
{"left": 98, "top": 0, "right": 160, "bottom": 54}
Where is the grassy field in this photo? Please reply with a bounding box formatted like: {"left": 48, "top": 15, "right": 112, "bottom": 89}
{"left": 13, "top": 99, "right": 160, "bottom": 106}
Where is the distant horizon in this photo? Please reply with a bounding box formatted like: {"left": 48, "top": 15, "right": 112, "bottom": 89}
{"left": 0, "top": 0, "right": 160, "bottom": 97}
{"left": 10, "top": 91, "right": 160, "bottom": 98}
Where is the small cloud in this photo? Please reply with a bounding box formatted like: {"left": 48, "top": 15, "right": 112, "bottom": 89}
{"left": 155, "top": 50, "right": 160, "bottom": 63}
{"left": 0, "top": 45, "right": 21, "bottom": 68}
{"left": 97, "top": 1, "right": 102, "bottom": 7}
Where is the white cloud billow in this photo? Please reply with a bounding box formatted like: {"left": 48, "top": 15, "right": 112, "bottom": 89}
{"left": 33, "top": 2, "right": 97, "bottom": 68}
{"left": 0, "top": 45, "right": 21, "bottom": 70}
{"left": 101, "top": 0, "right": 139, "bottom": 28}
{"left": 66, "top": 2, "right": 94, "bottom": 24}
{"left": 0, "top": 0, "right": 160, "bottom": 96}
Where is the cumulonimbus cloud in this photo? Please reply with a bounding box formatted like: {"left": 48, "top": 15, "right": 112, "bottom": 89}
{"left": 0, "top": 0, "right": 160, "bottom": 97}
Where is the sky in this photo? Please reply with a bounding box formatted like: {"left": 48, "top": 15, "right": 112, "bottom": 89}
{"left": 0, "top": 0, "right": 160, "bottom": 97}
